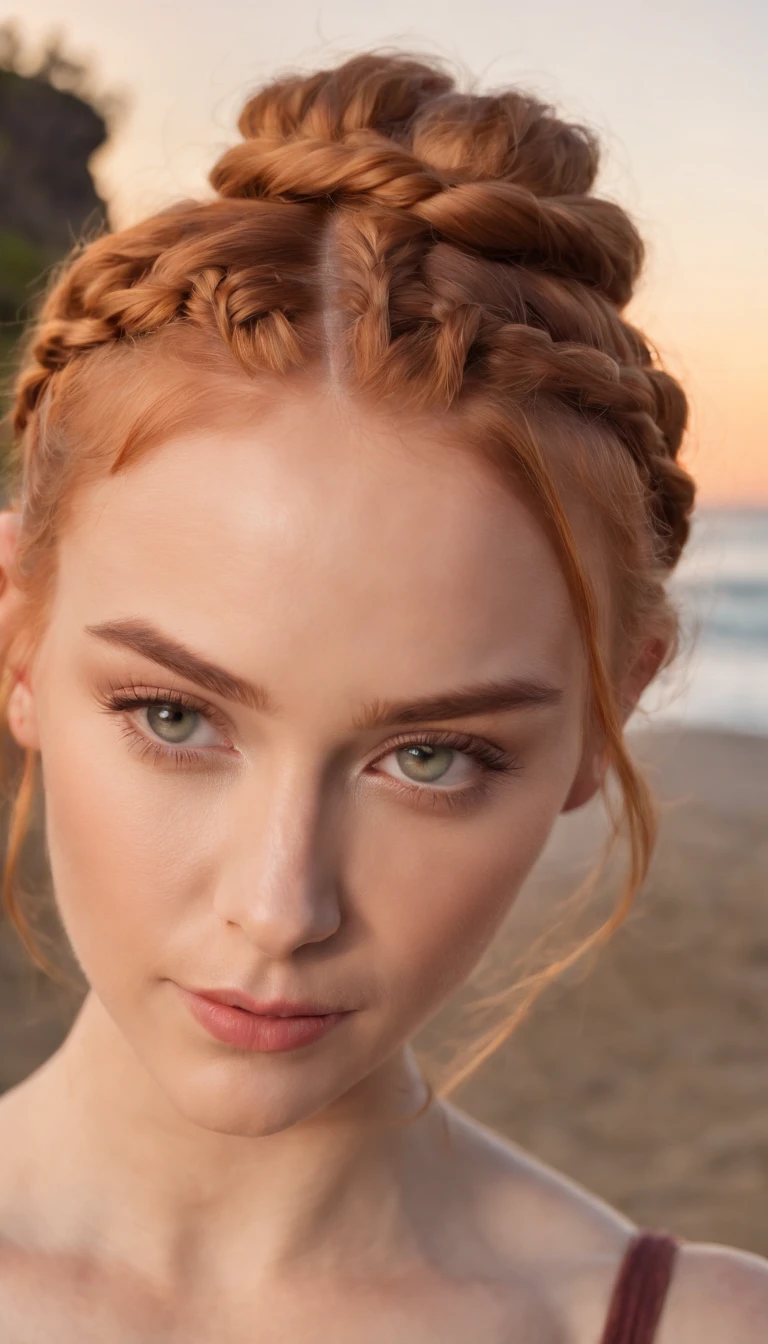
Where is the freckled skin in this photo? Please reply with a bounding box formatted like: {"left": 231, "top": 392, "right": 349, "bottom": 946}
{"left": 0, "top": 379, "right": 658, "bottom": 1337}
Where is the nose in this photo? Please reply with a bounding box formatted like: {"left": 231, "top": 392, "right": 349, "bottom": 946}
{"left": 212, "top": 770, "right": 343, "bottom": 959}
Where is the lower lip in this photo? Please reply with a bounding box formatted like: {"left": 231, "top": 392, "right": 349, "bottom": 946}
{"left": 176, "top": 987, "right": 348, "bottom": 1052}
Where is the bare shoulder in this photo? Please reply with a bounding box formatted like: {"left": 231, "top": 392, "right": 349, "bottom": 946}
{"left": 437, "top": 1100, "right": 638, "bottom": 1254}
{"left": 658, "top": 1240, "right": 768, "bottom": 1344}
{"left": 437, "top": 1102, "right": 768, "bottom": 1341}
{"left": 435, "top": 1100, "right": 641, "bottom": 1339}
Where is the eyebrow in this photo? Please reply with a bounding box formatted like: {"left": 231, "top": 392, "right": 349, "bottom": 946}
{"left": 85, "top": 618, "right": 564, "bottom": 728}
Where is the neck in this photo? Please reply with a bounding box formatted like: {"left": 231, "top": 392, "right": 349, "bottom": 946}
{"left": 13, "top": 991, "right": 459, "bottom": 1299}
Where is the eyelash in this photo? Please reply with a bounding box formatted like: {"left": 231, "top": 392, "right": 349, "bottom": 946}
{"left": 95, "top": 680, "right": 523, "bottom": 811}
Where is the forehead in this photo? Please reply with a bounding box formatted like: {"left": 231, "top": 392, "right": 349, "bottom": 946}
{"left": 55, "top": 384, "right": 588, "bottom": 697}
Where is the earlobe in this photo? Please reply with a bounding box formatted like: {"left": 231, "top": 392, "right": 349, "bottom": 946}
{"left": 0, "top": 510, "right": 21, "bottom": 582}
{"left": 620, "top": 636, "right": 669, "bottom": 727}
{"left": 0, "top": 510, "right": 36, "bottom": 750}
{"left": 6, "top": 675, "right": 41, "bottom": 752}
{"left": 562, "top": 636, "right": 669, "bottom": 817}
{"left": 0, "top": 511, "right": 24, "bottom": 623}
{"left": 560, "top": 747, "right": 606, "bottom": 814}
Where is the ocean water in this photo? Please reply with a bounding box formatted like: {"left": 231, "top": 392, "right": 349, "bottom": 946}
{"left": 629, "top": 507, "right": 768, "bottom": 739}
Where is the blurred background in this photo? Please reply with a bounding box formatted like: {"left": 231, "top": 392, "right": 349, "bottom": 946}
{"left": 0, "top": 3, "right": 766, "bottom": 1255}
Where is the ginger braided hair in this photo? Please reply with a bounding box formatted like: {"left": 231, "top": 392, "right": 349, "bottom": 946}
{"left": 2, "top": 49, "right": 696, "bottom": 1092}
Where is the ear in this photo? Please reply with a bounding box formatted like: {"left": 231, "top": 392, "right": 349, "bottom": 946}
{"left": 560, "top": 635, "right": 669, "bottom": 815}
{"left": 560, "top": 744, "right": 606, "bottom": 814}
{"left": 0, "top": 510, "right": 41, "bottom": 753}
{"left": 0, "top": 508, "right": 21, "bottom": 582}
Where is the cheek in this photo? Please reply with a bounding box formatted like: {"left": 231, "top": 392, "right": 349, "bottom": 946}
{"left": 353, "top": 780, "right": 566, "bottom": 1026}
{"left": 38, "top": 704, "right": 204, "bottom": 985}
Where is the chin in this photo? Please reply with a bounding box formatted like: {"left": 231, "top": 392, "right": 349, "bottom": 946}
{"left": 146, "top": 1048, "right": 356, "bottom": 1137}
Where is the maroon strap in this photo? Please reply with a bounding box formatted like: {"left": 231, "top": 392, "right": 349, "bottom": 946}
{"left": 598, "top": 1230, "right": 681, "bottom": 1344}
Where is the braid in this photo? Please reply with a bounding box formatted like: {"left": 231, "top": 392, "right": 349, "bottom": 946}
{"left": 324, "top": 194, "right": 692, "bottom": 567}
{"left": 12, "top": 199, "right": 325, "bottom": 437}
{"left": 207, "top": 53, "right": 692, "bottom": 563}
{"left": 211, "top": 130, "right": 642, "bottom": 308}
{"left": 11, "top": 50, "right": 695, "bottom": 575}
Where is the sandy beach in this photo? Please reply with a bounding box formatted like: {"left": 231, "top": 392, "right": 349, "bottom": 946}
{"left": 1, "top": 724, "right": 766, "bottom": 1256}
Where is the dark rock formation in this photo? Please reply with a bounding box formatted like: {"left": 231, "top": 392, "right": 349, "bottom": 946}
{"left": 0, "top": 26, "right": 112, "bottom": 326}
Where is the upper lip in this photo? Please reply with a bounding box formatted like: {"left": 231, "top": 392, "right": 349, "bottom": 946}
{"left": 182, "top": 986, "right": 348, "bottom": 1017}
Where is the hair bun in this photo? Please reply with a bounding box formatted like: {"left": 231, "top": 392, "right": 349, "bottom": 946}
{"left": 410, "top": 86, "right": 601, "bottom": 200}
{"left": 217, "top": 52, "right": 599, "bottom": 199}
{"left": 209, "top": 53, "right": 642, "bottom": 308}
{"left": 235, "top": 52, "right": 453, "bottom": 144}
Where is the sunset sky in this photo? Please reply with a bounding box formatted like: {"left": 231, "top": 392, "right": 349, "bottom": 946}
{"left": 12, "top": 0, "right": 767, "bottom": 502}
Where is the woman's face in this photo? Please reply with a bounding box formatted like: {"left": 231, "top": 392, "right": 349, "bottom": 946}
{"left": 10, "top": 378, "right": 604, "bottom": 1136}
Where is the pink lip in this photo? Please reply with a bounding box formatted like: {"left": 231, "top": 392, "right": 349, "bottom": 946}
{"left": 174, "top": 985, "right": 351, "bottom": 1053}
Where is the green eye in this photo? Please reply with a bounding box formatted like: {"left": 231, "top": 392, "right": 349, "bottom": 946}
{"left": 396, "top": 744, "right": 455, "bottom": 783}
{"left": 146, "top": 703, "right": 199, "bottom": 744}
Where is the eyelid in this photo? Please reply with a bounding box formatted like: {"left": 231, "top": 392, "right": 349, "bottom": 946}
{"left": 371, "top": 728, "right": 513, "bottom": 772}
{"left": 101, "top": 679, "right": 233, "bottom": 735}
{"left": 98, "top": 683, "right": 519, "bottom": 780}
